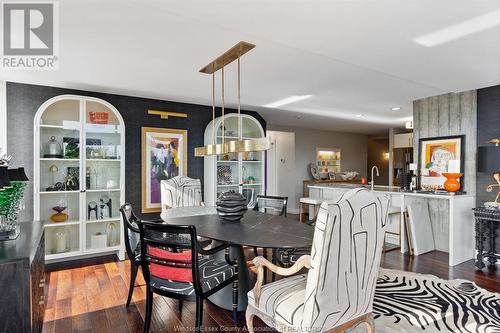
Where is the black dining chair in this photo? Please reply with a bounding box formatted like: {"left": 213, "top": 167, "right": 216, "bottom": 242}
{"left": 119, "top": 203, "right": 143, "bottom": 307}
{"left": 138, "top": 220, "right": 239, "bottom": 333}
{"left": 252, "top": 195, "right": 288, "bottom": 258}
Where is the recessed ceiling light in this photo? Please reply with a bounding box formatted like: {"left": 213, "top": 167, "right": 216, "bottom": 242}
{"left": 296, "top": 115, "right": 302, "bottom": 119}
{"left": 355, "top": 114, "right": 364, "bottom": 118}
{"left": 414, "top": 9, "right": 500, "bottom": 47}
{"left": 263, "top": 95, "right": 312, "bottom": 108}
{"left": 391, "top": 107, "right": 401, "bottom": 111}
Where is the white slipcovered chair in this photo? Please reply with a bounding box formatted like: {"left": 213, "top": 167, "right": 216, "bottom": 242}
{"left": 246, "top": 188, "right": 390, "bottom": 333}
{"left": 160, "top": 176, "right": 203, "bottom": 213}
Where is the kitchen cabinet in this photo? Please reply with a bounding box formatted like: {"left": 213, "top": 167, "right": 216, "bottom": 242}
{"left": 393, "top": 132, "right": 414, "bottom": 148}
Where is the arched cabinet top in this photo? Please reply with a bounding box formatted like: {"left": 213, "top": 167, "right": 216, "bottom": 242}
{"left": 34, "top": 95, "right": 125, "bottom": 129}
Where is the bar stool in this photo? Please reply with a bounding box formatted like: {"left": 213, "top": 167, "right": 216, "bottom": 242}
{"left": 384, "top": 206, "right": 412, "bottom": 254}
{"left": 299, "top": 197, "right": 322, "bottom": 223}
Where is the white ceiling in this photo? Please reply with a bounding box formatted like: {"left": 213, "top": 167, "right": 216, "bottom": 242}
{"left": 2, "top": 0, "right": 500, "bottom": 134}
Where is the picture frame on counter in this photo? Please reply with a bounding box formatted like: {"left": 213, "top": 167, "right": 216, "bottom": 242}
{"left": 418, "top": 135, "right": 465, "bottom": 190}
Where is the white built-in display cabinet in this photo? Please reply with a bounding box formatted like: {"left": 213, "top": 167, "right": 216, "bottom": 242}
{"left": 34, "top": 95, "right": 125, "bottom": 262}
{"left": 203, "top": 113, "right": 266, "bottom": 207}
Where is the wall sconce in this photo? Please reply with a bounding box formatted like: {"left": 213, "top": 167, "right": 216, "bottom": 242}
{"left": 384, "top": 152, "right": 390, "bottom": 159}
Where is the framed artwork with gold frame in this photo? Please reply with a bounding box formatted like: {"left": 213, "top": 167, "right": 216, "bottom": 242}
{"left": 141, "top": 127, "right": 187, "bottom": 213}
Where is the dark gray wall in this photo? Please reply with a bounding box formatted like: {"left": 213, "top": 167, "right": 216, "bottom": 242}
{"left": 6, "top": 82, "right": 265, "bottom": 220}
{"left": 477, "top": 85, "right": 500, "bottom": 205}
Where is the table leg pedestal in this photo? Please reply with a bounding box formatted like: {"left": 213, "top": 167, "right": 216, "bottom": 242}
{"left": 208, "top": 244, "right": 253, "bottom": 311}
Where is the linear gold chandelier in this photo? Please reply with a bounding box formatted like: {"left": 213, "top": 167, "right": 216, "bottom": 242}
{"left": 194, "top": 41, "right": 270, "bottom": 157}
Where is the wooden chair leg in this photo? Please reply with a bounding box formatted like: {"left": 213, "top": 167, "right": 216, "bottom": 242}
{"left": 365, "top": 314, "right": 375, "bottom": 333}
{"left": 143, "top": 289, "right": 153, "bottom": 333}
{"left": 245, "top": 311, "right": 255, "bottom": 333}
{"left": 195, "top": 295, "right": 204, "bottom": 332}
{"left": 126, "top": 262, "right": 138, "bottom": 307}
{"left": 232, "top": 280, "right": 238, "bottom": 326}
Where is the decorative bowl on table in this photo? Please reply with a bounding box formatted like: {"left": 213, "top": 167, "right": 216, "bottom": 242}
{"left": 216, "top": 191, "right": 248, "bottom": 222}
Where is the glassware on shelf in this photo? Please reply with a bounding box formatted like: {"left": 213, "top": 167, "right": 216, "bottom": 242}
{"left": 54, "top": 227, "right": 68, "bottom": 253}
{"left": 44, "top": 136, "right": 63, "bottom": 158}
{"left": 107, "top": 222, "right": 119, "bottom": 246}
{"left": 50, "top": 199, "right": 69, "bottom": 222}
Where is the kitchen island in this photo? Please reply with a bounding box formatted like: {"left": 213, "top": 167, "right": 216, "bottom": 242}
{"left": 308, "top": 184, "right": 475, "bottom": 266}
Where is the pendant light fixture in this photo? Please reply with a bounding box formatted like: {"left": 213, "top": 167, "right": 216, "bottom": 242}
{"left": 195, "top": 41, "right": 270, "bottom": 157}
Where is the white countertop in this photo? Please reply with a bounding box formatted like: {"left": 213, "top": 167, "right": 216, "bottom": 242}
{"left": 308, "top": 184, "right": 474, "bottom": 199}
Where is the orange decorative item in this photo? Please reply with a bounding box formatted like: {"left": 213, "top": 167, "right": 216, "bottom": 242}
{"left": 50, "top": 205, "right": 69, "bottom": 222}
{"left": 89, "top": 112, "right": 109, "bottom": 124}
{"left": 442, "top": 173, "right": 463, "bottom": 193}
{"left": 360, "top": 177, "right": 367, "bottom": 185}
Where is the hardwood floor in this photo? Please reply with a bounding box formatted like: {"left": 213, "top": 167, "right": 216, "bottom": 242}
{"left": 42, "top": 251, "right": 499, "bottom": 333}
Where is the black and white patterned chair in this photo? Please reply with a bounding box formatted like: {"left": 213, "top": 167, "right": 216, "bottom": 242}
{"left": 138, "top": 221, "right": 239, "bottom": 333}
{"left": 246, "top": 188, "right": 390, "bottom": 333}
{"left": 160, "top": 176, "right": 203, "bottom": 214}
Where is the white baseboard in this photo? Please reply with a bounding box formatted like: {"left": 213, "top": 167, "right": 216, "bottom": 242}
{"left": 287, "top": 208, "right": 300, "bottom": 215}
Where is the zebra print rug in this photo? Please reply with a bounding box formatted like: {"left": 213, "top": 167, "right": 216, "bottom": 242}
{"left": 354, "top": 269, "right": 500, "bottom": 333}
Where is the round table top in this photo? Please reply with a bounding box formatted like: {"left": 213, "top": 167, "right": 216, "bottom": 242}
{"left": 162, "top": 206, "right": 313, "bottom": 249}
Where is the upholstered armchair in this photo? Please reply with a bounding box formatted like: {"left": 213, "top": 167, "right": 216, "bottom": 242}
{"left": 246, "top": 188, "right": 390, "bottom": 333}
{"left": 161, "top": 176, "right": 203, "bottom": 213}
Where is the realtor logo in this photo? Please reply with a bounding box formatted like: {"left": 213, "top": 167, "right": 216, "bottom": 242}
{"left": 1, "top": 1, "right": 59, "bottom": 69}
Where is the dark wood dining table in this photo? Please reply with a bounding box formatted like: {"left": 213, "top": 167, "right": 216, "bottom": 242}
{"left": 162, "top": 207, "right": 314, "bottom": 311}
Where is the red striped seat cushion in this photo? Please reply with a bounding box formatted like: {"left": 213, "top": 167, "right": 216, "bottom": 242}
{"left": 148, "top": 246, "right": 193, "bottom": 283}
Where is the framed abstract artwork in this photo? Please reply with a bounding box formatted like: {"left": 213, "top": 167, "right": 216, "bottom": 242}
{"left": 418, "top": 135, "right": 465, "bottom": 190}
{"left": 141, "top": 127, "right": 187, "bottom": 213}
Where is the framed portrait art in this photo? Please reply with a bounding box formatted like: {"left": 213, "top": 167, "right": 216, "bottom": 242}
{"left": 418, "top": 135, "right": 465, "bottom": 190}
{"left": 141, "top": 127, "right": 187, "bottom": 213}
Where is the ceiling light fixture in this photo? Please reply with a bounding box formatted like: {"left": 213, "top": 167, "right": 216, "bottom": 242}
{"left": 263, "top": 95, "right": 312, "bottom": 108}
{"left": 355, "top": 114, "right": 364, "bottom": 118}
{"left": 391, "top": 107, "right": 401, "bottom": 111}
{"left": 194, "top": 41, "right": 271, "bottom": 157}
{"left": 414, "top": 9, "right": 500, "bottom": 47}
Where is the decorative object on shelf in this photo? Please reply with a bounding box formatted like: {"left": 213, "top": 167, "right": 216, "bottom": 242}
{"left": 99, "top": 195, "right": 112, "bottom": 219}
{"left": 54, "top": 227, "right": 68, "bottom": 253}
{"left": 442, "top": 173, "right": 464, "bottom": 193}
{"left": 65, "top": 166, "right": 79, "bottom": 190}
{"left": 50, "top": 204, "right": 69, "bottom": 223}
{"left": 478, "top": 138, "right": 500, "bottom": 207}
{"left": 107, "top": 222, "right": 119, "bottom": 246}
{"left": 89, "top": 111, "right": 109, "bottom": 124}
{"left": 63, "top": 137, "right": 79, "bottom": 159}
{"left": 245, "top": 176, "right": 256, "bottom": 184}
{"left": 44, "top": 136, "right": 63, "bottom": 158}
{"left": 195, "top": 41, "right": 270, "bottom": 157}
{"left": 310, "top": 162, "right": 320, "bottom": 180}
{"left": 360, "top": 177, "right": 367, "bottom": 185}
{"left": 217, "top": 165, "right": 233, "bottom": 185}
{"left": 106, "top": 179, "right": 117, "bottom": 189}
{"left": 88, "top": 201, "right": 98, "bottom": 220}
{"left": 419, "top": 135, "right": 465, "bottom": 190}
{"left": 340, "top": 171, "right": 359, "bottom": 181}
{"left": 49, "top": 164, "right": 59, "bottom": 187}
{"left": 141, "top": 127, "right": 187, "bottom": 213}
{"left": 147, "top": 109, "right": 187, "bottom": 120}
{"left": 328, "top": 172, "right": 336, "bottom": 180}
{"left": 91, "top": 232, "right": 107, "bottom": 249}
{"left": 216, "top": 191, "right": 248, "bottom": 222}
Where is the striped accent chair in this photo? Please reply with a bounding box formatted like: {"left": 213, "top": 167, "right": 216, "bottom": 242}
{"left": 161, "top": 176, "right": 203, "bottom": 212}
{"left": 246, "top": 188, "right": 390, "bottom": 333}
